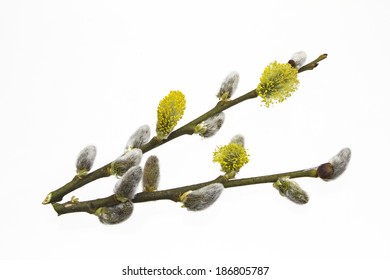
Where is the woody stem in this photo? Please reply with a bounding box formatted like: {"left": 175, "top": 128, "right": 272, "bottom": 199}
{"left": 52, "top": 166, "right": 318, "bottom": 215}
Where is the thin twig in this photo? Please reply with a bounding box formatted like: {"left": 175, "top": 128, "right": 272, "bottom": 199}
{"left": 52, "top": 166, "right": 318, "bottom": 215}
{"left": 298, "top": 54, "right": 328, "bottom": 73}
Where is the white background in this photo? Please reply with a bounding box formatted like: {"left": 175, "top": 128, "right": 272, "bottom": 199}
{"left": 1, "top": 0, "right": 389, "bottom": 279}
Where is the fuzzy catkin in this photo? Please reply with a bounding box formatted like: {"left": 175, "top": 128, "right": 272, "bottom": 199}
{"left": 125, "top": 125, "right": 151, "bottom": 151}
{"left": 217, "top": 71, "right": 240, "bottom": 100}
{"left": 156, "top": 90, "right": 186, "bottom": 139}
{"left": 289, "top": 51, "right": 307, "bottom": 69}
{"left": 329, "top": 148, "right": 351, "bottom": 180}
{"left": 181, "top": 183, "right": 224, "bottom": 211}
{"left": 111, "top": 148, "right": 142, "bottom": 177}
{"left": 98, "top": 202, "right": 134, "bottom": 225}
{"left": 114, "top": 166, "right": 143, "bottom": 200}
{"left": 142, "top": 155, "right": 160, "bottom": 192}
{"left": 76, "top": 145, "right": 97, "bottom": 175}
{"left": 213, "top": 142, "right": 249, "bottom": 174}
{"left": 201, "top": 113, "right": 225, "bottom": 138}
{"left": 284, "top": 183, "right": 309, "bottom": 204}
{"left": 230, "top": 134, "right": 245, "bottom": 147}
{"left": 273, "top": 177, "right": 309, "bottom": 205}
{"left": 256, "top": 61, "right": 299, "bottom": 107}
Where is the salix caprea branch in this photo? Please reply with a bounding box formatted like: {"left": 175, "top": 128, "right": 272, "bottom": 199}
{"left": 43, "top": 52, "right": 352, "bottom": 225}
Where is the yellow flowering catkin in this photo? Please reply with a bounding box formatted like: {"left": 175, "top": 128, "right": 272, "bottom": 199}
{"left": 156, "top": 90, "right": 186, "bottom": 139}
{"left": 213, "top": 143, "right": 249, "bottom": 174}
{"left": 256, "top": 61, "right": 299, "bottom": 107}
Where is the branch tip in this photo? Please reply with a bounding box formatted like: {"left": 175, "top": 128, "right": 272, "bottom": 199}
{"left": 42, "top": 192, "right": 52, "bottom": 205}
{"left": 298, "top": 53, "right": 328, "bottom": 73}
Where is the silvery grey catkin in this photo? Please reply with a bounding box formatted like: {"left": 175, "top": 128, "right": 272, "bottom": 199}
{"left": 329, "top": 148, "right": 351, "bottom": 180}
{"left": 194, "top": 112, "right": 225, "bottom": 138}
{"left": 217, "top": 71, "right": 240, "bottom": 101}
{"left": 181, "top": 183, "right": 224, "bottom": 211}
{"left": 76, "top": 145, "right": 97, "bottom": 177}
{"left": 97, "top": 201, "right": 134, "bottom": 225}
{"left": 114, "top": 166, "right": 143, "bottom": 200}
{"left": 289, "top": 51, "right": 307, "bottom": 69}
{"left": 318, "top": 148, "right": 352, "bottom": 181}
{"left": 273, "top": 177, "right": 309, "bottom": 205}
{"left": 230, "top": 134, "right": 245, "bottom": 147}
{"left": 125, "top": 125, "right": 151, "bottom": 151}
{"left": 142, "top": 155, "right": 160, "bottom": 192}
{"left": 111, "top": 148, "right": 142, "bottom": 177}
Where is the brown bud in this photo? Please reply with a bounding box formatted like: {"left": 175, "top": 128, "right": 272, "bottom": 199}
{"left": 317, "top": 163, "right": 334, "bottom": 180}
{"left": 288, "top": 59, "right": 296, "bottom": 68}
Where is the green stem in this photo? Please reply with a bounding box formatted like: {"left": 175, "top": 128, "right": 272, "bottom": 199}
{"left": 52, "top": 167, "right": 318, "bottom": 215}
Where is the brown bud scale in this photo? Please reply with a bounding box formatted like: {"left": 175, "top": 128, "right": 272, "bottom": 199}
{"left": 317, "top": 163, "right": 334, "bottom": 181}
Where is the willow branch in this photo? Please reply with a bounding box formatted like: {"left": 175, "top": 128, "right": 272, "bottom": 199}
{"left": 52, "top": 166, "right": 318, "bottom": 215}
{"left": 44, "top": 90, "right": 257, "bottom": 204}
{"left": 141, "top": 89, "right": 258, "bottom": 153}
{"left": 44, "top": 54, "right": 327, "bottom": 205}
{"left": 298, "top": 54, "right": 328, "bottom": 73}
{"left": 43, "top": 164, "right": 112, "bottom": 204}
